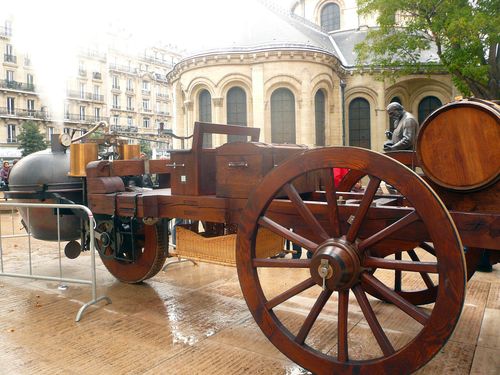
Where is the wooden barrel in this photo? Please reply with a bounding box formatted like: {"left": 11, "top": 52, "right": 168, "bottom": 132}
{"left": 416, "top": 99, "right": 500, "bottom": 191}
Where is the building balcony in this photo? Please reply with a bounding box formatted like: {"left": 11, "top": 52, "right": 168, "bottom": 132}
{"left": 109, "top": 63, "right": 137, "bottom": 74}
{"left": 126, "top": 107, "right": 134, "bottom": 111}
{"left": 142, "top": 89, "right": 151, "bottom": 96}
{"left": 66, "top": 90, "right": 104, "bottom": 102}
{"left": 126, "top": 87, "right": 134, "bottom": 93}
{"left": 110, "top": 125, "right": 138, "bottom": 133}
{"left": 111, "top": 105, "right": 121, "bottom": 110}
{"left": 0, "top": 26, "right": 13, "bottom": 38}
{"left": 0, "top": 107, "right": 49, "bottom": 119}
{"left": 0, "top": 80, "right": 36, "bottom": 92}
{"left": 64, "top": 113, "right": 108, "bottom": 124}
{"left": 84, "top": 50, "right": 106, "bottom": 61}
{"left": 4, "top": 54, "right": 17, "bottom": 64}
{"left": 142, "top": 107, "right": 152, "bottom": 113}
{"left": 154, "top": 73, "right": 168, "bottom": 82}
{"left": 142, "top": 55, "right": 173, "bottom": 68}
{"left": 92, "top": 72, "right": 102, "bottom": 80}
{"left": 157, "top": 128, "right": 173, "bottom": 138}
{"left": 78, "top": 69, "right": 87, "bottom": 77}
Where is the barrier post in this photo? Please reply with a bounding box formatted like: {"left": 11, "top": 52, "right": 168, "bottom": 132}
{"left": 0, "top": 202, "right": 112, "bottom": 321}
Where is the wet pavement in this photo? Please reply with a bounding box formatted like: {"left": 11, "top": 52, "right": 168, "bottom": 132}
{"left": 0, "top": 211, "right": 499, "bottom": 374}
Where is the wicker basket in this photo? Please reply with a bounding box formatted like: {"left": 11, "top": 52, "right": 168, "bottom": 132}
{"left": 175, "top": 226, "right": 284, "bottom": 266}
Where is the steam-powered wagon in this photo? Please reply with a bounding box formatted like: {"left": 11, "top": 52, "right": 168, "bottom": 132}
{"left": 5, "top": 99, "right": 499, "bottom": 374}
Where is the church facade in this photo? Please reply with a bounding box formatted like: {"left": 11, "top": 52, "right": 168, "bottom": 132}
{"left": 168, "top": 0, "right": 459, "bottom": 151}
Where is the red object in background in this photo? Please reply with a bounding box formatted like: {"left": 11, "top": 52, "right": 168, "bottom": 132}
{"left": 333, "top": 168, "right": 349, "bottom": 187}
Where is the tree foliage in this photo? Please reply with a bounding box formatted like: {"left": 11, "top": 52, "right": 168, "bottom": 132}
{"left": 17, "top": 121, "right": 47, "bottom": 157}
{"left": 139, "top": 139, "right": 152, "bottom": 159}
{"left": 356, "top": 0, "right": 500, "bottom": 99}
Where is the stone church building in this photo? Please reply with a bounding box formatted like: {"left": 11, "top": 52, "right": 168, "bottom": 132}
{"left": 168, "top": 0, "right": 458, "bottom": 150}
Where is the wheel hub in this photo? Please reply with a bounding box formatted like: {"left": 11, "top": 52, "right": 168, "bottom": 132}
{"left": 310, "top": 238, "right": 361, "bottom": 291}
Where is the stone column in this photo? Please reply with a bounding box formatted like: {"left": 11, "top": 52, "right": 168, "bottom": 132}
{"left": 251, "top": 65, "right": 265, "bottom": 141}
{"left": 183, "top": 100, "right": 193, "bottom": 149}
{"left": 299, "top": 71, "right": 313, "bottom": 146}
{"left": 212, "top": 97, "right": 224, "bottom": 146}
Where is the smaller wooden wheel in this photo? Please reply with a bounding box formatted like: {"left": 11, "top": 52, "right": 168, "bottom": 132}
{"left": 96, "top": 217, "right": 168, "bottom": 283}
{"left": 237, "top": 147, "right": 466, "bottom": 374}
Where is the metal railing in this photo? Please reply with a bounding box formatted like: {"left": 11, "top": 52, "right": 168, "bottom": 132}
{"left": 66, "top": 90, "right": 104, "bottom": 102}
{"left": 0, "top": 202, "right": 111, "bottom": 321}
{"left": 0, "top": 107, "right": 48, "bottom": 119}
{"left": 109, "top": 63, "right": 137, "bottom": 74}
{"left": 0, "top": 79, "right": 36, "bottom": 92}
{"left": 4, "top": 54, "right": 17, "bottom": 63}
{"left": 110, "top": 124, "right": 138, "bottom": 132}
{"left": 64, "top": 113, "right": 108, "bottom": 123}
{"left": 0, "top": 26, "right": 13, "bottom": 37}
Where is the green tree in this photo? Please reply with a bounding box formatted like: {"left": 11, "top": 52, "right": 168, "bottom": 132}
{"left": 139, "top": 139, "right": 152, "bottom": 159}
{"left": 17, "top": 121, "right": 47, "bottom": 157}
{"left": 356, "top": 0, "right": 499, "bottom": 99}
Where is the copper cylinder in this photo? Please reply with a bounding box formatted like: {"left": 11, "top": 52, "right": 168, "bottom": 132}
{"left": 69, "top": 143, "right": 99, "bottom": 177}
{"left": 118, "top": 144, "right": 140, "bottom": 160}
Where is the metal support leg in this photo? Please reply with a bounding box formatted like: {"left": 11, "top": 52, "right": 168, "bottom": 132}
{"left": 162, "top": 256, "right": 198, "bottom": 271}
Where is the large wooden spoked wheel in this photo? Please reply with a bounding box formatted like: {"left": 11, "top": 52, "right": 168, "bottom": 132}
{"left": 96, "top": 219, "right": 167, "bottom": 283}
{"left": 236, "top": 147, "right": 466, "bottom": 374}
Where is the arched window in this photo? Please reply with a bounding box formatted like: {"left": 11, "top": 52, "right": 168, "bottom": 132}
{"left": 389, "top": 96, "right": 402, "bottom": 132}
{"left": 418, "top": 96, "right": 442, "bottom": 124}
{"left": 271, "top": 88, "right": 296, "bottom": 144}
{"left": 321, "top": 3, "right": 340, "bottom": 32}
{"left": 349, "top": 98, "right": 371, "bottom": 149}
{"left": 199, "top": 89, "right": 212, "bottom": 148}
{"left": 226, "top": 86, "right": 247, "bottom": 143}
{"left": 315, "top": 90, "right": 326, "bottom": 146}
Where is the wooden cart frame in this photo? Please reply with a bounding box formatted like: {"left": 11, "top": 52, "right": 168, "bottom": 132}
{"left": 83, "top": 100, "right": 498, "bottom": 374}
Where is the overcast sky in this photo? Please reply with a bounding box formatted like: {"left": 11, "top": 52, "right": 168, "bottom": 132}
{"left": 6, "top": 0, "right": 287, "bottom": 53}
{"left": 5, "top": 0, "right": 287, "bottom": 119}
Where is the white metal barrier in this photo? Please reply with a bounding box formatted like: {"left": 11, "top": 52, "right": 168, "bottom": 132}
{"left": 0, "top": 202, "right": 111, "bottom": 321}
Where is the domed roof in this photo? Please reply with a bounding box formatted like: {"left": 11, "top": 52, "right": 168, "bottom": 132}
{"left": 184, "top": 0, "right": 338, "bottom": 58}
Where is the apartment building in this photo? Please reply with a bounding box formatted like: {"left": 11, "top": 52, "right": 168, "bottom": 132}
{"left": 0, "top": 18, "right": 50, "bottom": 160}
{"left": 62, "top": 44, "right": 181, "bottom": 156}
{"left": 1, "top": 18, "right": 182, "bottom": 159}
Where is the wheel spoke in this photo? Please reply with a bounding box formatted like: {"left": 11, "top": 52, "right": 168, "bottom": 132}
{"left": 284, "top": 183, "right": 330, "bottom": 241}
{"left": 337, "top": 289, "right": 349, "bottom": 362}
{"left": 265, "top": 277, "right": 316, "bottom": 310}
{"left": 352, "top": 284, "right": 395, "bottom": 356}
{"left": 346, "top": 177, "right": 381, "bottom": 243}
{"left": 259, "top": 216, "right": 318, "bottom": 251}
{"left": 408, "top": 250, "right": 435, "bottom": 289}
{"left": 295, "top": 289, "right": 333, "bottom": 345}
{"left": 358, "top": 211, "right": 420, "bottom": 251}
{"left": 419, "top": 242, "right": 436, "bottom": 256}
{"left": 252, "top": 258, "right": 311, "bottom": 268}
{"left": 324, "top": 169, "right": 341, "bottom": 238}
{"left": 361, "top": 273, "right": 429, "bottom": 325}
{"left": 395, "top": 252, "right": 402, "bottom": 292}
{"left": 363, "top": 256, "right": 438, "bottom": 273}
